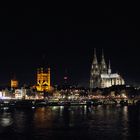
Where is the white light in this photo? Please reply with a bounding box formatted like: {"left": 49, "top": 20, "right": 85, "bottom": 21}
{"left": 0, "top": 91, "right": 2, "bottom": 97}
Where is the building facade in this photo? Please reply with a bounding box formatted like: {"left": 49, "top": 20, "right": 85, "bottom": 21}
{"left": 36, "top": 67, "right": 51, "bottom": 92}
{"left": 90, "top": 49, "right": 125, "bottom": 89}
{"left": 11, "top": 79, "right": 18, "bottom": 89}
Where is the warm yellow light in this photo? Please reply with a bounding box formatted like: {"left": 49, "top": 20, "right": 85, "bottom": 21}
{"left": 11, "top": 80, "right": 18, "bottom": 88}
{"left": 36, "top": 67, "right": 51, "bottom": 92}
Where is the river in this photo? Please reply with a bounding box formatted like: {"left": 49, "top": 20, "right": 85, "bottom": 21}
{"left": 0, "top": 105, "right": 140, "bottom": 140}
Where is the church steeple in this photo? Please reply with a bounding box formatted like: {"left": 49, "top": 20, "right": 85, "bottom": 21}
{"left": 91, "top": 48, "right": 99, "bottom": 73}
{"left": 100, "top": 49, "right": 107, "bottom": 74}
{"left": 101, "top": 49, "right": 106, "bottom": 65}
{"left": 90, "top": 48, "right": 100, "bottom": 89}
{"left": 93, "top": 48, "right": 98, "bottom": 65}
{"left": 108, "top": 60, "right": 111, "bottom": 74}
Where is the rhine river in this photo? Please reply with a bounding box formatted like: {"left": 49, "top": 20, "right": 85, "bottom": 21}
{"left": 0, "top": 105, "right": 140, "bottom": 140}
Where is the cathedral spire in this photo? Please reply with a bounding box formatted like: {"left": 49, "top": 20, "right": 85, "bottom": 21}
{"left": 101, "top": 49, "right": 105, "bottom": 64}
{"left": 90, "top": 48, "right": 100, "bottom": 89}
{"left": 108, "top": 60, "right": 111, "bottom": 74}
{"left": 100, "top": 49, "right": 107, "bottom": 74}
{"left": 93, "top": 48, "right": 98, "bottom": 64}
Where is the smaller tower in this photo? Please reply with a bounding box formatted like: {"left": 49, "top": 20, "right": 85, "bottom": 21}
{"left": 11, "top": 80, "right": 18, "bottom": 89}
{"left": 108, "top": 60, "right": 111, "bottom": 74}
{"left": 11, "top": 75, "right": 18, "bottom": 89}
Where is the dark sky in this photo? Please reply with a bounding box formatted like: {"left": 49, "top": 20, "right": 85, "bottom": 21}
{"left": 0, "top": 8, "right": 139, "bottom": 87}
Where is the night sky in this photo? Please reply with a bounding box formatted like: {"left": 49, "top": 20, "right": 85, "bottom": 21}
{"left": 0, "top": 8, "right": 139, "bottom": 87}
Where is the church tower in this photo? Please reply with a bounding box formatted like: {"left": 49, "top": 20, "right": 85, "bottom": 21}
{"left": 108, "top": 60, "right": 111, "bottom": 74}
{"left": 36, "top": 67, "right": 51, "bottom": 92}
{"left": 90, "top": 48, "right": 100, "bottom": 89}
{"left": 100, "top": 49, "right": 107, "bottom": 74}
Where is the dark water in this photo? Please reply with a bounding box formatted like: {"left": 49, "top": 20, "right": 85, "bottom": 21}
{"left": 0, "top": 105, "right": 140, "bottom": 140}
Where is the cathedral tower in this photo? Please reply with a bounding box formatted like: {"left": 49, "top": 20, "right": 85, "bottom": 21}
{"left": 108, "top": 60, "right": 111, "bottom": 74}
{"left": 90, "top": 48, "right": 100, "bottom": 89}
{"left": 100, "top": 49, "right": 107, "bottom": 74}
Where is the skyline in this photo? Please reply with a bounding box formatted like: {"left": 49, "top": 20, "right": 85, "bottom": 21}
{"left": 0, "top": 10, "right": 138, "bottom": 87}
{"left": 0, "top": 32, "right": 138, "bottom": 86}
{"left": 1, "top": 8, "right": 140, "bottom": 140}
{"left": 0, "top": 41, "right": 138, "bottom": 87}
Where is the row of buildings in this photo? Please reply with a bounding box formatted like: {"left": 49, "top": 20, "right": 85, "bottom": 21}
{"left": 10, "top": 67, "right": 51, "bottom": 92}
{"left": 8, "top": 49, "right": 126, "bottom": 91}
{"left": 0, "top": 48, "right": 126, "bottom": 99}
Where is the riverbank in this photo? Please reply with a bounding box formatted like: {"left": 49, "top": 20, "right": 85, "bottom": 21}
{"left": 1, "top": 99, "right": 140, "bottom": 110}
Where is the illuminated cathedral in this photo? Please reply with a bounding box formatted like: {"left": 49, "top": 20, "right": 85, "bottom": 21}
{"left": 90, "top": 49, "right": 125, "bottom": 89}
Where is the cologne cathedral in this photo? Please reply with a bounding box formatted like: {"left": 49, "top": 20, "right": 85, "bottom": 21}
{"left": 90, "top": 49, "right": 125, "bottom": 89}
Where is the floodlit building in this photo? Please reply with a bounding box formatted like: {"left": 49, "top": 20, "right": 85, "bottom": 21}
{"left": 36, "top": 67, "right": 51, "bottom": 92}
{"left": 11, "top": 79, "right": 18, "bottom": 88}
{"left": 90, "top": 49, "right": 125, "bottom": 89}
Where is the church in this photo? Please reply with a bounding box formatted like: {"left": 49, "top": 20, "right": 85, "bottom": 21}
{"left": 90, "top": 49, "right": 125, "bottom": 89}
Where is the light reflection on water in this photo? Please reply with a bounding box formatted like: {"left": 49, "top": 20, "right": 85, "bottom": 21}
{"left": 0, "top": 105, "right": 140, "bottom": 140}
{"left": 0, "top": 112, "right": 13, "bottom": 127}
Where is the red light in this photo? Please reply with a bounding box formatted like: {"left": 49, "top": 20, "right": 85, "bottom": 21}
{"left": 64, "top": 77, "right": 68, "bottom": 80}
